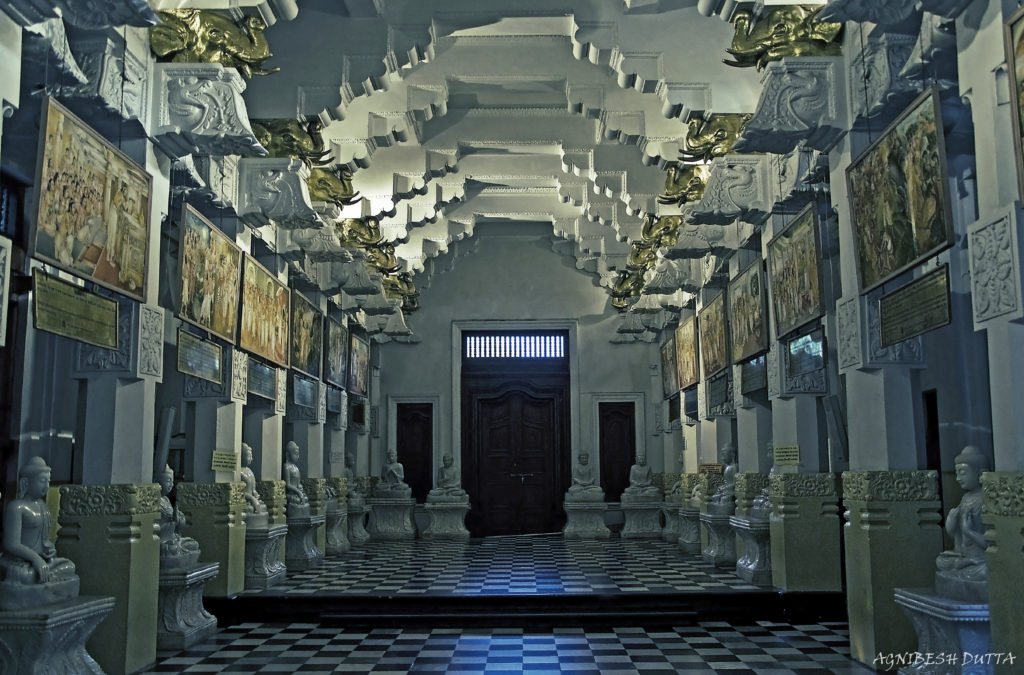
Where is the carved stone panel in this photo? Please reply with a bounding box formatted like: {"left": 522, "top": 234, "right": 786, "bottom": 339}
{"left": 275, "top": 368, "right": 287, "bottom": 414}
{"left": 842, "top": 471, "right": 939, "bottom": 502}
{"left": 864, "top": 291, "right": 924, "bottom": 368}
{"left": 59, "top": 483, "right": 161, "bottom": 516}
{"left": 968, "top": 208, "right": 1023, "bottom": 328}
{"left": 192, "top": 155, "right": 240, "bottom": 211}
{"left": 837, "top": 296, "right": 863, "bottom": 371}
{"left": 237, "top": 158, "right": 324, "bottom": 231}
{"left": 230, "top": 349, "right": 248, "bottom": 403}
{"left": 848, "top": 33, "right": 918, "bottom": 122}
{"left": 138, "top": 305, "right": 164, "bottom": 380}
{"left": 982, "top": 472, "right": 1024, "bottom": 518}
{"left": 58, "top": 36, "right": 150, "bottom": 124}
{"left": 76, "top": 300, "right": 163, "bottom": 381}
{"left": 687, "top": 155, "right": 770, "bottom": 226}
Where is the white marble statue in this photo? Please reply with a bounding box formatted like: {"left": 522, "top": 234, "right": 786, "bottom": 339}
{"left": 566, "top": 452, "right": 604, "bottom": 502}
{"left": 240, "top": 443, "right": 268, "bottom": 528}
{"left": 621, "top": 453, "right": 662, "bottom": 501}
{"left": 0, "top": 457, "right": 79, "bottom": 610}
{"left": 427, "top": 454, "right": 467, "bottom": 503}
{"left": 343, "top": 451, "right": 365, "bottom": 508}
{"left": 375, "top": 449, "right": 412, "bottom": 498}
{"left": 935, "top": 445, "right": 990, "bottom": 601}
{"left": 283, "top": 441, "right": 310, "bottom": 512}
{"left": 710, "top": 442, "right": 738, "bottom": 506}
{"left": 157, "top": 464, "right": 201, "bottom": 570}
{"left": 665, "top": 451, "right": 685, "bottom": 503}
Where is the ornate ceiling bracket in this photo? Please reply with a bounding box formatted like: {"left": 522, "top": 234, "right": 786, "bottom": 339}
{"left": 280, "top": 227, "right": 354, "bottom": 265}
{"left": 55, "top": 35, "right": 150, "bottom": 126}
{"left": 22, "top": 18, "right": 87, "bottom": 87}
{"left": 236, "top": 158, "right": 325, "bottom": 230}
{"left": 150, "top": 9, "right": 279, "bottom": 79}
{"left": 849, "top": 32, "right": 919, "bottom": 122}
{"left": 151, "top": 0, "right": 300, "bottom": 25}
{"left": 769, "top": 148, "right": 829, "bottom": 212}
{"left": 0, "top": 0, "right": 156, "bottom": 28}
{"left": 151, "top": 63, "right": 267, "bottom": 159}
{"left": 816, "top": 0, "right": 918, "bottom": 25}
{"left": 898, "top": 13, "right": 958, "bottom": 92}
{"left": 662, "top": 219, "right": 736, "bottom": 260}
{"left": 686, "top": 155, "right": 770, "bottom": 226}
{"left": 189, "top": 155, "right": 240, "bottom": 210}
{"left": 72, "top": 302, "right": 164, "bottom": 382}
{"left": 678, "top": 113, "right": 752, "bottom": 164}
{"left": 645, "top": 257, "right": 705, "bottom": 295}
{"left": 733, "top": 57, "right": 847, "bottom": 155}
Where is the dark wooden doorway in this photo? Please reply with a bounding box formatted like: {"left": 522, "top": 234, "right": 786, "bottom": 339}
{"left": 598, "top": 402, "right": 635, "bottom": 502}
{"left": 395, "top": 402, "right": 433, "bottom": 503}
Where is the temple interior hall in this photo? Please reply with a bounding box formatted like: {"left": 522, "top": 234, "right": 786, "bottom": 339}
{"left": 0, "top": 0, "right": 1023, "bottom": 673}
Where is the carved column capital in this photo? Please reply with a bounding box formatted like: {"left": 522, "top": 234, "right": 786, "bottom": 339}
{"left": 968, "top": 207, "right": 1024, "bottom": 328}
{"left": 237, "top": 158, "right": 324, "bottom": 231}
{"left": 58, "top": 483, "right": 161, "bottom": 517}
{"left": 686, "top": 155, "right": 770, "bottom": 226}
{"left": 842, "top": 471, "right": 939, "bottom": 502}
{"left": 982, "top": 472, "right": 1024, "bottom": 518}
{"left": 177, "top": 481, "right": 246, "bottom": 509}
{"left": 769, "top": 472, "right": 839, "bottom": 499}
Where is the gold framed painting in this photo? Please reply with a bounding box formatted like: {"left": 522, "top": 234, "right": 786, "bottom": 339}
{"left": 660, "top": 336, "right": 678, "bottom": 399}
{"left": 33, "top": 97, "right": 152, "bottom": 302}
{"left": 239, "top": 254, "right": 290, "bottom": 367}
{"left": 728, "top": 260, "right": 768, "bottom": 364}
{"left": 699, "top": 291, "right": 729, "bottom": 378}
{"left": 846, "top": 87, "right": 954, "bottom": 292}
{"left": 347, "top": 332, "right": 370, "bottom": 398}
{"left": 1007, "top": 6, "right": 1024, "bottom": 197}
{"left": 324, "top": 317, "right": 349, "bottom": 389}
{"left": 674, "top": 314, "right": 699, "bottom": 391}
{"left": 178, "top": 204, "right": 242, "bottom": 343}
{"left": 768, "top": 204, "right": 824, "bottom": 339}
{"left": 290, "top": 290, "right": 323, "bottom": 379}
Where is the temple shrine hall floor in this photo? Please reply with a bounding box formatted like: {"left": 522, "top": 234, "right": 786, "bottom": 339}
{"left": 151, "top": 535, "right": 873, "bottom": 674}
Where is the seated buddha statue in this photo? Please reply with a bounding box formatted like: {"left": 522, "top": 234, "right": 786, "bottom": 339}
{"left": 374, "top": 449, "right": 412, "bottom": 498}
{"left": 157, "top": 464, "right": 201, "bottom": 570}
{"left": 283, "top": 441, "right": 310, "bottom": 516}
{"left": 709, "top": 442, "right": 739, "bottom": 513}
{"left": 343, "top": 452, "right": 365, "bottom": 509}
{"left": 621, "top": 454, "right": 662, "bottom": 502}
{"left": 565, "top": 452, "right": 605, "bottom": 502}
{"left": 427, "top": 454, "right": 468, "bottom": 503}
{"left": 935, "top": 446, "right": 990, "bottom": 602}
{"left": 239, "top": 442, "right": 269, "bottom": 529}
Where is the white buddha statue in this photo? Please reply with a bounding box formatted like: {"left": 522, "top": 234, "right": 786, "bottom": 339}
{"left": 566, "top": 452, "right": 604, "bottom": 502}
{"left": 709, "top": 442, "right": 738, "bottom": 511}
{"left": 240, "top": 442, "right": 269, "bottom": 529}
{"left": 375, "top": 449, "right": 412, "bottom": 498}
{"left": 343, "top": 451, "right": 365, "bottom": 508}
{"left": 157, "top": 464, "right": 202, "bottom": 570}
{"left": 283, "top": 441, "right": 310, "bottom": 516}
{"left": 621, "top": 453, "right": 662, "bottom": 502}
{"left": 428, "top": 454, "right": 468, "bottom": 503}
{"left": 935, "top": 446, "right": 990, "bottom": 602}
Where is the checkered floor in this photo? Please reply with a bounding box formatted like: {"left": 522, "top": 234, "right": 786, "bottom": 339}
{"left": 250, "top": 535, "right": 762, "bottom": 596}
{"left": 146, "top": 622, "right": 874, "bottom": 674}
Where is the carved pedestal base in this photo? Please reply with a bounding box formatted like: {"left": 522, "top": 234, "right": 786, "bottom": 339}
{"left": 701, "top": 512, "right": 737, "bottom": 568}
{"left": 366, "top": 498, "right": 417, "bottom": 540}
{"left": 244, "top": 525, "right": 287, "bottom": 590}
{"left": 562, "top": 501, "right": 611, "bottom": 540}
{"left": 0, "top": 596, "right": 114, "bottom": 675}
{"left": 621, "top": 501, "right": 663, "bottom": 539}
{"left": 894, "top": 588, "right": 992, "bottom": 675}
{"left": 157, "top": 563, "right": 219, "bottom": 651}
{"left": 422, "top": 501, "right": 471, "bottom": 540}
{"left": 661, "top": 503, "right": 681, "bottom": 543}
{"left": 678, "top": 506, "right": 702, "bottom": 554}
{"left": 348, "top": 504, "right": 371, "bottom": 546}
{"left": 326, "top": 506, "right": 350, "bottom": 555}
{"left": 285, "top": 515, "right": 326, "bottom": 571}
{"left": 730, "top": 515, "right": 772, "bottom": 585}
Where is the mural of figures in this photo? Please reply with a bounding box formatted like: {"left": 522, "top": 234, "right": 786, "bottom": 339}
{"left": 240, "top": 255, "right": 290, "bottom": 367}
{"left": 325, "top": 318, "right": 349, "bottom": 389}
{"left": 178, "top": 205, "right": 241, "bottom": 342}
{"left": 1006, "top": 7, "right": 1024, "bottom": 195}
{"left": 674, "top": 315, "right": 699, "bottom": 390}
{"left": 728, "top": 261, "right": 768, "bottom": 364}
{"left": 768, "top": 205, "right": 824, "bottom": 339}
{"left": 699, "top": 292, "right": 729, "bottom": 378}
{"left": 347, "top": 332, "right": 370, "bottom": 397}
{"left": 660, "top": 336, "right": 678, "bottom": 398}
{"left": 847, "top": 89, "right": 953, "bottom": 291}
{"left": 33, "top": 98, "right": 152, "bottom": 301}
{"left": 290, "top": 291, "right": 323, "bottom": 379}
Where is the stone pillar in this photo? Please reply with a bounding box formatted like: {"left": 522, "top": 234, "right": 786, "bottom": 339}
{"left": 57, "top": 484, "right": 161, "bottom": 675}
{"left": 677, "top": 473, "right": 702, "bottom": 554}
{"left": 325, "top": 476, "right": 350, "bottom": 554}
{"left": 982, "top": 472, "right": 1024, "bottom": 669}
{"left": 769, "top": 473, "right": 841, "bottom": 591}
{"left": 286, "top": 378, "right": 327, "bottom": 479}
{"left": 733, "top": 364, "right": 773, "bottom": 473}
{"left": 176, "top": 482, "right": 247, "bottom": 598}
{"left": 325, "top": 388, "right": 349, "bottom": 476}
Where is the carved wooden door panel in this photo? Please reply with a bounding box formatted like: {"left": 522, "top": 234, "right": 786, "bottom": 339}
{"left": 598, "top": 402, "right": 635, "bottom": 503}
{"left": 395, "top": 402, "right": 432, "bottom": 503}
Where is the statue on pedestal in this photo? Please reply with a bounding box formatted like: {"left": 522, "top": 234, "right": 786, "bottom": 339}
{"left": 710, "top": 442, "right": 738, "bottom": 509}
{"left": 375, "top": 449, "right": 412, "bottom": 498}
{"left": 665, "top": 451, "right": 685, "bottom": 503}
{"left": 566, "top": 452, "right": 604, "bottom": 502}
{"left": 0, "top": 457, "right": 79, "bottom": 610}
{"left": 622, "top": 454, "right": 662, "bottom": 502}
{"left": 157, "top": 465, "right": 201, "bottom": 570}
{"left": 240, "top": 443, "right": 268, "bottom": 528}
{"left": 283, "top": 441, "right": 310, "bottom": 515}
{"left": 935, "top": 446, "right": 990, "bottom": 601}
{"left": 427, "top": 454, "right": 467, "bottom": 503}
{"left": 343, "top": 451, "right": 365, "bottom": 508}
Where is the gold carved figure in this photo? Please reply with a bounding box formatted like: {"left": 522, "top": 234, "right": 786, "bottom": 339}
{"left": 627, "top": 241, "right": 657, "bottom": 271}
{"left": 657, "top": 164, "right": 708, "bottom": 207}
{"left": 151, "top": 9, "right": 279, "bottom": 78}
{"left": 366, "top": 242, "right": 401, "bottom": 275}
{"left": 642, "top": 214, "right": 683, "bottom": 249}
{"left": 724, "top": 6, "right": 842, "bottom": 71}
{"left": 383, "top": 273, "right": 419, "bottom": 312}
{"left": 335, "top": 217, "right": 383, "bottom": 248}
{"left": 610, "top": 269, "right": 645, "bottom": 311}
{"left": 677, "top": 114, "right": 753, "bottom": 164}
{"left": 251, "top": 118, "right": 333, "bottom": 168}
{"left": 308, "top": 167, "right": 360, "bottom": 208}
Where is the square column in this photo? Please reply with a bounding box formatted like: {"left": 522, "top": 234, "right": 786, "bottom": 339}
{"left": 176, "top": 482, "right": 247, "bottom": 598}
{"left": 769, "top": 473, "right": 841, "bottom": 591}
{"left": 982, "top": 472, "right": 1024, "bottom": 667}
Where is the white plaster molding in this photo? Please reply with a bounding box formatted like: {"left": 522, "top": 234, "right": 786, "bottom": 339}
{"left": 733, "top": 57, "right": 847, "bottom": 155}
{"left": 138, "top": 305, "right": 164, "bottom": 380}
{"left": 919, "top": 0, "right": 973, "bottom": 19}
{"left": 816, "top": 0, "right": 917, "bottom": 25}
{"left": 836, "top": 296, "right": 863, "bottom": 371}
{"left": 663, "top": 222, "right": 735, "bottom": 260}
{"left": 968, "top": 207, "right": 1024, "bottom": 328}
{"left": 849, "top": 32, "right": 918, "bottom": 122}
{"left": 897, "top": 13, "right": 958, "bottom": 92}
{"left": 275, "top": 368, "right": 287, "bottom": 414}
{"left": 0, "top": 0, "right": 156, "bottom": 28}
{"left": 231, "top": 349, "right": 248, "bottom": 403}
{"left": 22, "top": 18, "right": 87, "bottom": 86}
{"left": 236, "top": 158, "right": 324, "bottom": 230}
{"left": 49, "top": 35, "right": 150, "bottom": 126}
{"left": 285, "top": 228, "right": 354, "bottom": 264}
{"left": 191, "top": 155, "right": 239, "bottom": 211}
{"left": 687, "top": 155, "right": 770, "bottom": 226}
{"left": 151, "top": 0, "right": 299, "bottom": 24}
{"left": 151, "top": 63, "right": 266, "bottom": 159}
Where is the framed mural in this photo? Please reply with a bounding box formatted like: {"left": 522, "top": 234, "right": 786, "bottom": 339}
{"left": 347, "top": 332, "right": 370, "bottom": 397}
{"left": 33, "top": 97, "right": 152, "bottom": 302}
{"left": 768, "top": 204, "right": 824, "bottom": 339}
{"left": 324, "top": 317, "right": 349, "bottom": 389}
{"left": 178, "top": 204, "right": 242, "bottom": 342}
{"left": 239, "top": 254, "right": 289, "bottom": 367}
{"left": 176, "top": 328, "right": 223, "bottom": 385}
{"left": 699, "top": 291, "right": 729, "bottom": 378}
{"left": 674, "top": 314, "right": 699, "bottom": 391}
{"left": 1007, "top": 6, "right": 1024, "bottom": 196}
{"left": 847, "top": 88, "right": 954, "bottom": 292}
{"left": 660, "top": 336, "right": 678, "bottom": 399}
{"left": 728, "top": 260, "right": 768, "bottom": 364}
{"left": 290, "top": 290, "right": 323, "bottom": 379}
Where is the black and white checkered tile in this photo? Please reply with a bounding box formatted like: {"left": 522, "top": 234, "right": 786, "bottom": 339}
{"left": 251, "top": 535, "right": 761, "bottom": 597}
{"left": 145, "top": 621, "right": 874, "bottom": 674}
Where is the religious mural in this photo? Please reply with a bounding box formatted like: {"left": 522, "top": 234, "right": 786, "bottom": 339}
{"left": 240, "top": 255, "right": 289, "bottom": 367}
{"left": 768, "top": 205, "right": 824, "bottom": 338}
{"left": 178, "top": 205, "right": 241, "bottom": 342}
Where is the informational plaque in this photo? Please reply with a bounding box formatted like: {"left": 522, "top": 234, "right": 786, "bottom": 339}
{"left": 786, "top": 329, "right": 825, "bottom": 379}
{"left": 248, "top": 359, "right": 277, "bottom": 401}
{"left": 292, "top": 373, "right": 317, "bottom": 408}
{"left": 329, "top": 450, "right": 345, "bottom": 465}
{"left": 33, "top": 270, "right": 118, "bottom": 349}
{"left": 741, "top": 355, "right": 767, "bottom": 394}
{"left": 773, "top": 445, "right": 801, "bottom": 467}
{"left": 879, "top": 265, "right": 951, "bottom": 348}
{"left": 211, "top": 449, "right": 238, "bottom": 472}
{"left": 326, "top": 386, "right": 342, "bottom": 414}
{"left": 176, "top": 329, "right": 223, "bottom": 385}
{"left": 699, "top": 463, "right": 724, "bottom": 475}
{"left": 707, "top": 371, "right": 730, "bottom": 409}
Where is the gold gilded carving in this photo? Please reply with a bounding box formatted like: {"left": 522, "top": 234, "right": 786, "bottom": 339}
{"left": 627, "top": 241, "right": 657, "bottom": 270}
{"left": 725, "top": 6, "right": 842, "bottom": 71}
{"left": 151, "top": 10, "right": 279, "bottom": 78}
{"left": 610, "top": 269, "right": 645, "bottom": 311}
{"left": 657, "top": 165, "right": 709, "bottom": 208}
{"left": 383, "top": 273, "right": 419, "bottom": 313}
{"left": 308, "top": 167, "right": 360, "bottom": 208}
{"left": 366, "top": 242, "right": 400, "bottom": 275}
{"left": 642, "top": 215, "right": 683, "bottom": 249}
{"left": 335, "top": 217, "right": 383, "bottom": 248}
{"left": 678, "top": 115, "right": 753, "bottom": 164}
{"left": 251, "top": 118, "right": 332, "bottom": 168}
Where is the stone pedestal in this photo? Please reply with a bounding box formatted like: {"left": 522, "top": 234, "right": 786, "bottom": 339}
{"left": 562, "top": 501, "right": 611, "bottom": 539}
{"left": 326, "top": 503, "right": 350, "bottom": 554}
{"left": 0, "top": 596, "right": 115, "bottom": 675}
{"left": 701, "top": 511, "right": 737, "bottom": 568}
{"left": 255, "top": 481, "right": 288, "bottom": 567}
{"left": 348, "top": 503, "right": 371, "bottom": 546}
{"left": 57, "top": 484, "right": 161, "bottom": 675}
{"left": 244, "top": 525, "right": 287, "bottom": 590}
{"left": 621, "top": 500, "right": 663, "bottom": 539}
{"left": 731, "top": 515, "right": 772, "bottom": 585}
{"left": 981, "top": 472, "right": 1024, "bottom": 665}
{"left": 302, "top": 478, "right": 329, "bottom": 559}
{"left": 366, "top": 497, "right": 417, "bottom": 540}
{"left": 678, "top": 505, "right": 702, "bottom": 554}
{"left": 156, "top": 563, "right": 219, "bottom": 651}
{"left": 894, "top": 588, "right": 992, "bottom": 675}
{"left": 769, "top": 473, "right": 842, "bottom": 591}
{"left": 423, "top": 501, "right": 471, "bottom": 540}
{"left": 285, "top": 512, "right": 326, "bottom": 571}
{"left": 661, "top": 502, "right": 681, "bottom": 542}
{"left": 843, "top": 471, "right": 943, "bottom": 664}
{"left": 177, "top": 482, "right": 247, "bottom": 598}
